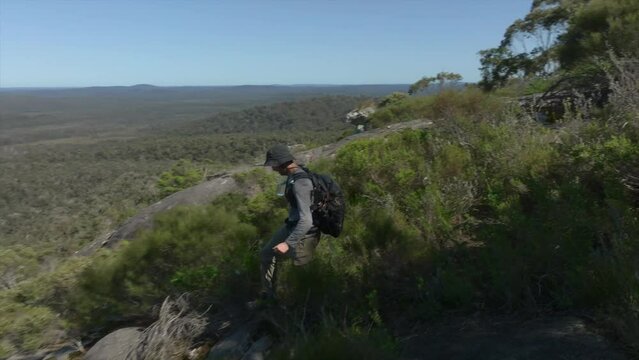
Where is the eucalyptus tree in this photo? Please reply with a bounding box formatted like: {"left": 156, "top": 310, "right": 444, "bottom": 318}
{"left": 408, "top": 72, "right": 463, "bottom": 95}
{"left": 479, "top": 0, "right": 639, "bottom": 91}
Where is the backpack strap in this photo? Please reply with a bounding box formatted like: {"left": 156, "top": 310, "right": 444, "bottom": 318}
{"left": 291, "top": 167, "right": 312, "bottom": 183}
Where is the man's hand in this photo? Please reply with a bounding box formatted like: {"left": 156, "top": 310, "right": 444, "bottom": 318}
{"left": 273, "top": 242, "right": 289, "bottom": 254}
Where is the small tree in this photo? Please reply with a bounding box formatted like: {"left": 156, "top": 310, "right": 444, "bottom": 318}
{"left": 435, "top": 72, "right": 463, "bottom": 89}
{"left": 408, "top": 76, "right": 435, "bottom": 95}
{"left": 408, "top": 72, "right": 463, "bottom": 95}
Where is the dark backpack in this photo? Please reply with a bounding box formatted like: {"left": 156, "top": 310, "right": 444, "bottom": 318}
{"left": 293, "top": 166, "right": 345, "bottom": 237}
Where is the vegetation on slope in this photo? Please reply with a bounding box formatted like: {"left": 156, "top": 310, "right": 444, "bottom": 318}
{"left": 0, "top": 96, "right": 357, "bottom": 306}
{"left": 2, "top": 0, "right": 639, "bottom": 357}
{"left": 3, "top": 65, "right": 638, "bottom": 356}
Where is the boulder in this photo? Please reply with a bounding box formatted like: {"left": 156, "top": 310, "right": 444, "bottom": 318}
{"left": 207, "top": 320, "right": 259, "bottom": 360}
{"left": 240, "top": 335, "right": 273, "bottom": 360}
{"left": 75, "top": 169, "right": 248, "bottom": 255}
{"left": 345, "top": 106, "right": 376, "bottom": 126}
{"left": 84, "top": 327, "right": 143, "bottom": 360}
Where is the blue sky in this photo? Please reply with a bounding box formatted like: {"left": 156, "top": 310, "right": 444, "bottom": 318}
{"left": 0, "top": 0, "right": 530, "bottom": 87}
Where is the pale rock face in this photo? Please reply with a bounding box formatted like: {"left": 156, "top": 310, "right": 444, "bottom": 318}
{"left": 345, "top": 106, "right": 376, "bottom": 126}
{"left": 84, "top": 327, "right": 143, "bottom": 360}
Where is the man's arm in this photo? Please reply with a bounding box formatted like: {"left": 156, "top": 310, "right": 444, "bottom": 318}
{"left": 283, "top": 178, "right": 314, "bottom": 247}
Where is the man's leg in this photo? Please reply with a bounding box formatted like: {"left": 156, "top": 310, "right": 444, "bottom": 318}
{"left": 292, "top": 229, "right": 320, "bottom": 266}
{"left": 259, "top": 225, "right": 291, "bottom": 298}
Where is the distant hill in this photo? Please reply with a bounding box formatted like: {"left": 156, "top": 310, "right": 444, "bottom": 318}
{"left": 0, "top": 84, "right": 408, "bottom": 100}
{"left": 0, "top": 84, "right": 408, "bottom": 145}
{"left": 167, "top": 96, "right": 361, "bottom": 135}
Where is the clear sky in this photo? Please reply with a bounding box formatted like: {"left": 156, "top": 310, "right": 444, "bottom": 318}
{"left": 0, "top": 0, "right": 530, "bottom": 87}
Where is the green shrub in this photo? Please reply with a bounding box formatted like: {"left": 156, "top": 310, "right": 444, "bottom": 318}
{"left": 234, "top": 170, "right": 289, "bottom": 237}
{"left": 378, "top": 92, "right": 409, "bottom": 108}
{"left": 71, "top": 204, "right": 259, "bottom": 328}
{"left": 0, "top": 255, "right": 90, "bottom": 355}
{"left": 370, "top": 88, "right": 506, "bottom": 127}
{"left": 0, "top": 301, "right": 61, "bottom": 351}
{"left": 328, "top": 104, "right": 639, "bottom": 332}
{"left": 0, "top": 245, "right": 40, "bottom": 289}
{"left": 156, "top": 159, "right": 204, "bottom": 197}
{"left": 0, "top": 339, "right": 15, "bottom": 359}
{"left": 0, "top": 300, "right": 60, "bottom": 354}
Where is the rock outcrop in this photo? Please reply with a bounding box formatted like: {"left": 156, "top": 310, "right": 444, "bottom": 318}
{"left": 83, "top": 327, "right": 143, "bottom": 360}
{"left": 345, "top": 105, "right": 376, "bottom": 128}
{"left": 76, "top": 169, "right": 248, "bottom": 255}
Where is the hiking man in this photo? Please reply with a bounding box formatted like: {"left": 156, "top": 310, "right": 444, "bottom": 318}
{"left": 252, "top": 144, "right": 320, "bottom": 306}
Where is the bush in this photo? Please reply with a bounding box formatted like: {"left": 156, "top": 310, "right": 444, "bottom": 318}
{"left": 156, "top": 159, "right": 206, "bottom": 197}
{"left": 233, "top": 168, "right": 288, "bottom": 237}
{"left": 324, "top": 102, "right": 639, "bottom": 339}
{"left": 370, "top": 88, "right": 507, "bottom": 127}
{"left": 0, "top": 245, "right": 40, "bottom": 290}
{"left": 378, "top": 92, "right": 409, "bottom": 108}
{"left": 71, "top": 203, "right": 259, "bottom": 329}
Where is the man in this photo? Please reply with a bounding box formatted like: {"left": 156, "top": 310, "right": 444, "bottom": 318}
{"left": 250, "top": 144, "right": 320, "bottom": 308}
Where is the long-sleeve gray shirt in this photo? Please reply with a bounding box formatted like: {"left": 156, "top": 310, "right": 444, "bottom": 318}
{"left": 284, "top": 168, "right": 314, "bottom": 247}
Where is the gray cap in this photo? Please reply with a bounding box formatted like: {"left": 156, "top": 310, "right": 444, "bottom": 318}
{"left": 264, "top": 144, "right": 294, "bottom": 167}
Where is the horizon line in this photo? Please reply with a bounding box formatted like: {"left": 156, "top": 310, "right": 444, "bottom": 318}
{"left": 0, "top": 83, "right": 420, "bottom": 90}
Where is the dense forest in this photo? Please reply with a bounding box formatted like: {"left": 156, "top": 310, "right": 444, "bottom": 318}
{"left": 0, "top": 85, "right": 406, "bottom": 146}
{"left": 0, "top": 95, "right": 361, "bottom": 291}
{"left": 1, "top": 0, "right": 639, "bottom": 358}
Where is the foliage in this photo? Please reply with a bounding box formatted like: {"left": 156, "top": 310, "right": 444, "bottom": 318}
{"left": 0, "top": 300, "right": 59, "bottom": 356}
{"left": 378, "top": 92, "right": 409, "bottom": 108}
{"left": 479, "top": 47, "right": 539, "bottom": 91}
{"left": 168, "top": 96, "right": 356, "bottom": 136}
{"left": 408, "top": 77, "right": 434, "bottom": 95}
{"left": 0, "top": 245, "right": 40, "bottom": 290}
{"left": 0, "top": 96, "right": 355, "bottom": 280}
{"left": 0, "top": 256, "right": 90, "bottom": 356}
{"left": 0, "top": 94, "right": 369, "bottom": 357}
{"left": 70, "top": 204, "right": 259, "bottom": 327}
{"left": 156, "top": 159, "right": 204, "bottom": 197}
{"left": 479, "top": 0, "right": 639, "bottom": 91}
{"left": 0, "top": 86, "right": 403, "bottom": 146}
{"left": 557, "top": 0, "right": 639, "bottom": 69}
{"left": 4, "top": 26, "right": 639, "bottom": 356}
{"left": 408, "top": 72, "right": 463, "bottom": 95}
{"left": 370, "top": 87, "right": 507, "bottom": 127}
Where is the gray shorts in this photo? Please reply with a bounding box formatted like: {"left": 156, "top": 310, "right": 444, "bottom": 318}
{"left": 261, "top": 225, "right": 320, "bottom": 266}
